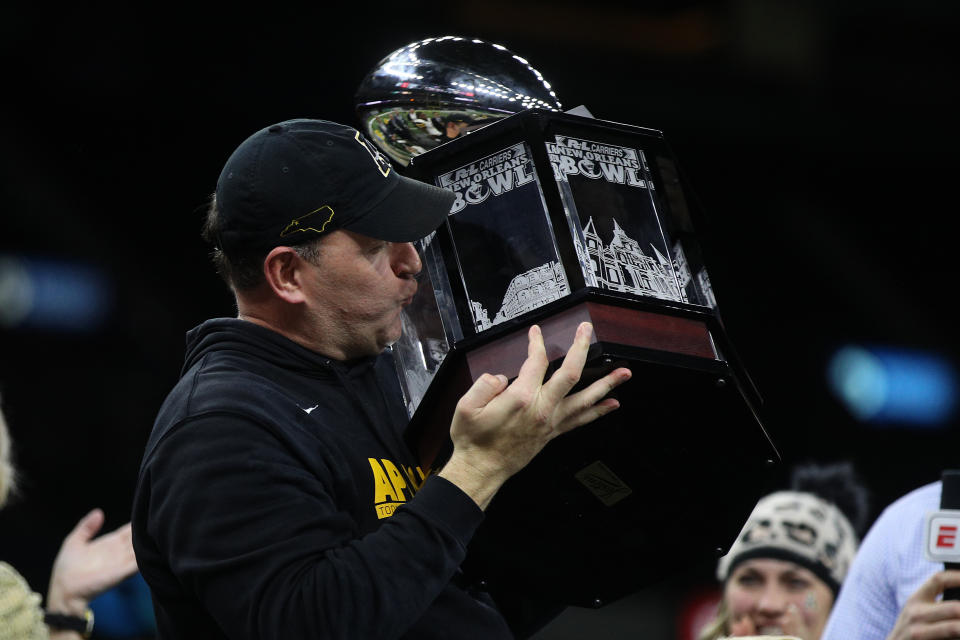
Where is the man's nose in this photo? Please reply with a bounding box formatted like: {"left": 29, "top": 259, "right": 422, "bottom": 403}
{"left": 393, "top": 242, "right": 422, "bottom": 278}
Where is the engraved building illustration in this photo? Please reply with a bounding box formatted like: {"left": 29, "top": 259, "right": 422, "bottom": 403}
{"left": 472, "top": 261, "right": 571, "bottom": 332}
{"left": 582, "top": 217, "right": 682, "bottom": 302}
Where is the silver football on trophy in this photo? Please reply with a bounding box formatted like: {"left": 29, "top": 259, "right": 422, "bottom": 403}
{"left": 355, "top": 36, "right": 562, "bottom": 166}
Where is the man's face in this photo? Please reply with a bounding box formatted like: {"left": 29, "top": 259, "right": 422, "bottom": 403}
{"left": 301, "top": 230, "right": 421, "bottom": 359}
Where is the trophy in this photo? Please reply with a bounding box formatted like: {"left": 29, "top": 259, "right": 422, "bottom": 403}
{"left": 355, "top": 35, "right": 562, "bottom": 167}
{"left": 357, "top": 38, "right": 780, "bottom": 610}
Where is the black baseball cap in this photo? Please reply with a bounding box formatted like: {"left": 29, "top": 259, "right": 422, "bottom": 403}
{"left": 214, "top": 119, "right": 455, "bottom": 255}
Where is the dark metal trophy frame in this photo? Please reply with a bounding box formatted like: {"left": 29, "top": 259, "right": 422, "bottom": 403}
{"left": 393, "top": 108, "right": 780, "bottom": 609}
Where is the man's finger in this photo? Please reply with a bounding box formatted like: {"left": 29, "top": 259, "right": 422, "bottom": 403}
{"left": 912, "top": 571, "right": 960, "bottom": 604}
{"left": 905, "top": 601, "right": 960, "bottom": 625}
{"left": 556, "top": 398, "right": 620, "bottom": 434}
{"left": 555, "top": 368, "right": 631, "bottom": 433}
{"left": 511, "top": 325, "right": 550, "bottom": 394}
{"left": 540, "top": 322, "right": 593, "bottom": 405}
{"left": 917, "top": 619, "right": 960, "bottom": 640}
{"left": 456, "top": 373, "right": 510, "bottom": 414}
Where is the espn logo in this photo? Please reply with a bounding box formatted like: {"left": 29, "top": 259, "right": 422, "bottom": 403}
{"left": 925, "top": 510, "right": 960, "bottom": 562}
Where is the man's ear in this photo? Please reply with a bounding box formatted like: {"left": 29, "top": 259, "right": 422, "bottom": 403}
{"left": 262, "top": 246, "right": 308, "bottom": 304}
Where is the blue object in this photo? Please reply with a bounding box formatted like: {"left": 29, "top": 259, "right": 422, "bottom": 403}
{"left": 0, "top": 254, "right": 112, "bottom": 332}
{"left": 88, "top": 572, "right": 156, "bottom": 637}
{"left": 828, "top": 345, "right": 958, "bottom": 425}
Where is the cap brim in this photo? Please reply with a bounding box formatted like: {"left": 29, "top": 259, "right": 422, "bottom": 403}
{"left": 346, "top": 174, "right": 455, "bottom": 242}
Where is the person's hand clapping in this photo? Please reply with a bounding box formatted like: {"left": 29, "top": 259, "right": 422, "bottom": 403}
{"left": 46, "top": 508, "right": 138, "bottom": 618}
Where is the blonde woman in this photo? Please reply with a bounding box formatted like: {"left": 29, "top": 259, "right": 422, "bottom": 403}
{"left": 697, "top": 463, "right": 868, "bottom": 640}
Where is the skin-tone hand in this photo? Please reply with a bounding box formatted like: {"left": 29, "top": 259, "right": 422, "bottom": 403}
{"left": 45, "top": 508, "right": 138, "bottom": 632}
{"left": 728, "top": 613, "right": 757, "bottom": 635}
{"left": 729, "top": 603, "right": 813, "bottom": 638}
{"left": 886, "top": 570, "right": 960, "bottom": 640}
{"left": 438, "top": 322, "right": 631, "bottom": 509}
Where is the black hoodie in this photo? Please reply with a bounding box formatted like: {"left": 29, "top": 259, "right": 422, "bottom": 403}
{"left": 132, "top": 318, "right": 513, "bottom": 639}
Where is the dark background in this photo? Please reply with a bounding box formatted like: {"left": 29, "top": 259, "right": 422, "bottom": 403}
{"left": 1, "top": 1, "right": 957, "bottom": 636}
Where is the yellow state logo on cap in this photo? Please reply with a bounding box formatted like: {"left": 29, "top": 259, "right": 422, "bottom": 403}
{"left": 280, "top": 206, "right": 336, "bottom": 238}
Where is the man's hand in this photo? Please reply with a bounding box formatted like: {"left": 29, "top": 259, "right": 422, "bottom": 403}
{"left": 886, "top": 570, "right": 960, "bottom": 640}
{"left": 46, "top": 508, "right": 138, "bottom": 617}
{"left": 439, "top": 322, "right": 631, "bottom": 509}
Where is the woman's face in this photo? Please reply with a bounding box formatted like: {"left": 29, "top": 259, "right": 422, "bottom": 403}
{"left": 724, "top": 558, "right": 834, "bottom": 639}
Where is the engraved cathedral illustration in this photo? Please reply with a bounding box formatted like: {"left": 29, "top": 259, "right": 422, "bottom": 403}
{"left": 470, "top": 216, "right": 692, "bottom": 332}
{"left": 579, "top": 217, "right": 682, "bottom": 302}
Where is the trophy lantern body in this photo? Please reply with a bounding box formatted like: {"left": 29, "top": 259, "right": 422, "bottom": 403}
{"left": 389, "top": 108, "right": 780, "bottom": 608}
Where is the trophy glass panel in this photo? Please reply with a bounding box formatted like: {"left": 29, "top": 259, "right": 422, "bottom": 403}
{"left": 436, "top": 141, "right": 571, "bottom": 334}
{"left": 547, "top": 134, "right": 698, "bottom": 306}
{"left": 391, "top": 232, "right": 459, "bottom": 417}
{"left": 653, "top": 154, "right": 718, "bottom": 309}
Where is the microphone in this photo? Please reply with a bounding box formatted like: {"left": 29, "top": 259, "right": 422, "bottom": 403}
{"left": 943, "top": 470, "right": 960, "bottom": 600}
{"left": 925, "top": 469, "right": 960, "bottom": 600}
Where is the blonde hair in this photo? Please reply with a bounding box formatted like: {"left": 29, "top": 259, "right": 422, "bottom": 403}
{"left": 696, "top": 597, "right": 730, "bottom": 640}
{"left": 0, "top": 404, "right": 16, "bottom": 509}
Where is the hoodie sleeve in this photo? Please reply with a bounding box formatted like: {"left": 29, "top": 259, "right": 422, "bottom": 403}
{"left": 136, "top": 412, "right": 485, "bottom": 640}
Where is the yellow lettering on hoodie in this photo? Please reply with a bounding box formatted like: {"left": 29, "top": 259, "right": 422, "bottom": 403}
{"left": 381, "top": 459, "right": 409, "bottom": 502}
{"left": 404, "top": 465, "right": 428, "bottom": 492}
{"left": 368, "top": 458, "right": 399, "bottom": 503}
